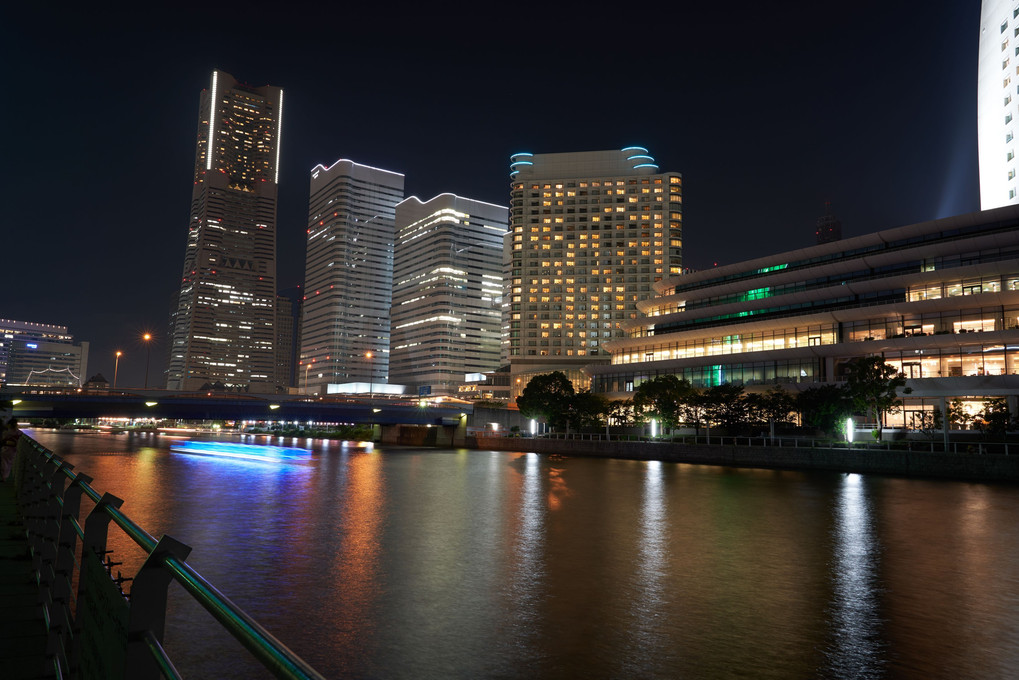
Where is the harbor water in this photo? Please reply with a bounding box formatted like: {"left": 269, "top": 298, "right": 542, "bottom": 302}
{"left": 27, "top": 430, "right": 1019, "bottom": 679}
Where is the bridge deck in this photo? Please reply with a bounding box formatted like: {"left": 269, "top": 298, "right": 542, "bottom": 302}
{"left": 0, "top": 480, "right": 48, "bottom": 679}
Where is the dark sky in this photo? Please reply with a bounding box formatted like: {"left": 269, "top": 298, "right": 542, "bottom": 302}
{"left": 2, "top": 1, "right": 980, "bottom": 388}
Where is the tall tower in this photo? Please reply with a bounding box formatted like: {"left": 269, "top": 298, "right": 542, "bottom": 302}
{"left": 166, "top": 70, "right": 282, "bottom": 391}
{"left": 389, "top": 194, "right": 507, "bottom": 397}
{"left": 300, "top": 159, "right": 404, "bottom": 395}
{"left": 979, "top": 0, "right": 1019, "bottom": 209}
{"left": 815, "top": 201, "right": 842, "bottom": 244}
{"left": 506, "top": 148, "right": 683, "bottom": 397}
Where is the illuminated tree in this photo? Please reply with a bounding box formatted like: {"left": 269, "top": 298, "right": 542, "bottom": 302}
{"left": 844, "top": 356, "right": 908, "bottom": 438}
{"left": 633, "top": 375, "right": 694, "bottom": 435}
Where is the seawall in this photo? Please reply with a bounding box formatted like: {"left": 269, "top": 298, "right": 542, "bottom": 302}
{"left": 466, "top": 437, "right": 1019, "bottom": 483}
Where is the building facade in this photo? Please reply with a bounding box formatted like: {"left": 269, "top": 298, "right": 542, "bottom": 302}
{"left": 589, "top": 205, "right": 1019, "bottom": 428}
{"left": 275, "top": 288, "right": 302, "bottom": 390}
{"left": 389, "top": 194, "right": 507, "bottom": 396}
{"left": 978, "top": 0, "right": 1019, "bottom": 210}
{"left": 300, "top": 159, "right": 404, "bottom": 395}
{"left": 166, "top": 70, "right": 282, "bottom": 391}
{"left": 1, "top": 319, "right": 87, "bottom": 388}
{"left": 506, "top": 148, "right": 683, "bottom": 397}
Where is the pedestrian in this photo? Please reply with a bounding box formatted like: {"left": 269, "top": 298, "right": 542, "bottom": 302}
{"left": 1, "top": 417, "right": 21, "bottom": 482}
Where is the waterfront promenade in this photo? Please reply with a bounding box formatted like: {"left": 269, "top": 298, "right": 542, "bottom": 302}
{"left": 0, "top": 480, "right": 47, "bottom": 679}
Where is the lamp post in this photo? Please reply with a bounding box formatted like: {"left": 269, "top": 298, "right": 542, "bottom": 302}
{"left": 366, "top": 351, "right": 374, "bottom": 400}
{"left": 114, "top": 351, "right": 123, "bottom": 389}
{"left": 142, "top": 333, "right": 152, "bottom": 388}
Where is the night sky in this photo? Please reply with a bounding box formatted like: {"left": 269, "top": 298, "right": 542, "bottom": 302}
{"left": 2, "top": 1, "right": 980, "bottom": 388}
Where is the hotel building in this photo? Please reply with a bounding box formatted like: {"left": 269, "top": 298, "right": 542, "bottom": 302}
{"left": 0, "top": 319, "right": 88, "bottom": 389}
{"left": 589, "top": 205, "right": 1019, "bottom": 427}
{"left": 506, "top": 148, "right": 683, "bottom": 397}
{"left": 300, "top": 159, "right": 404, "bottom": 395}
{"left": 166, "top": 70, "right": 282, "bottom": 391}
{"left": 389, "top": 194, "right": 507, "bottom": 396}
{"left": 979, "top": 0, "right": 1019, "bottom": 209}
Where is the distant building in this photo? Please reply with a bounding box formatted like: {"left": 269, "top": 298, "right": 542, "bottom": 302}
{"left": 300, "top": 159, "right": 404, "bottom": 395}
{"left": 815, "top": 202, "right": 842, "bottom": 244}
{"left": 275, "top": 287, "right": 302, "bottom": 390}
{"left": 0, "top": 319, "right": 87, "bottom": 388}
{"left": 389, "top": 194, "right": 507, "bottom": 397}
{"left": 590, "top": 205, "right": 1019, "bottom": 429}
{"left": 978, "top": 0, "right": 1019, "bottom": 209}
{"left": 166, "top": 69, "right": 283, "bottom": 392}
{"left": 83, "top": 373, "right": 110, "bottom": 391}
{"left": 506, "top": 148, "right": 683, "bottom": 398}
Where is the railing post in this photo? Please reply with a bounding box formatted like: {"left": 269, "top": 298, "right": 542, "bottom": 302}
{"left": 48, "top": 472, "right": 93, "bottom": 676}
{"left": 126, "top": 535, "right": 192, "bottom": 680}
{"left": 75, "top": 492, "right": 125, "bottom": 677}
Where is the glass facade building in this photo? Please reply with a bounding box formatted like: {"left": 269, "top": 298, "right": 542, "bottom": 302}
{"left": 589, "top": 205, "right": 1019, "bottom": 428}
{"left": 300, "top": 159, "right": 404, "bottom": 395}
{"left": 166, "top": 70, "right": 282, "bottom": 391}
{"left": 389, "top": 193, "right": 507, "bottom": 396}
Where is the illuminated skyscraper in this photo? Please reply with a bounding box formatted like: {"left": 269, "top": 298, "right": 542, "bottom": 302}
{"left": 506, "top": 148, "right": 683, "bottom": 397}
{"left": 166, "top": 70, "right": 283, "bottom": 391}
{"left": 300, "top": 159, "right": 404, "bottom": 395}
{"left": 979, "top": 0, "right": 1019, "bottom": 209}
{"left": 389, "top": 194, "right": 507, "bottom": 396}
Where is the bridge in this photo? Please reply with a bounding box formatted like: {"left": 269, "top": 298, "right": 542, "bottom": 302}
{"left": 1, "top": 389, "right": 474, "bottom": 426}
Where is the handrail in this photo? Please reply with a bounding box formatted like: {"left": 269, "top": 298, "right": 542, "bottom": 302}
{"left": 22, "top": 437, "right": 327, "bottom": 680}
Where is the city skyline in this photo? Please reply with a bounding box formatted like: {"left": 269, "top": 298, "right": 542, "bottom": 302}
{"left": 3, "top": 2, "right": 980, "bottom": 387}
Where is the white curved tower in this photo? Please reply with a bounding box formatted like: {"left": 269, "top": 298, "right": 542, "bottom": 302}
{"left": 979, "top": 0, "right": 1019, "bottom": 209}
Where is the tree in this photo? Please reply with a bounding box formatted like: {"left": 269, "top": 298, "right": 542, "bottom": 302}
{"left": 633, "top": 375, "right": 695, "bottom": 435}
{"left": 607, "top": 399, "right": 636, "bottom": 427}
{"left": 745, "top": 387, "right": 795, "bottom": 440}
{"left": 844, "top": 356, "right": 908, "bottom": 438}
{"left": 516, "top": 372, "right": 575, "bottom": 432}
{"left": 796, "top": 384, "right": 852, "bottom": 437}
{"left": 975, "top": 398, "right": 1014, "bottom": 440}
{"left": 699, "top": 383, "right": 748, "bottom": 432}
{"left": 567, "top": 390, "right": 610, "bottom": 432}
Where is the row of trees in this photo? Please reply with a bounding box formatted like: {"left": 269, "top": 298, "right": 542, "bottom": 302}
{"left": 516, "top": 357, "right": 917, "bottom": 438}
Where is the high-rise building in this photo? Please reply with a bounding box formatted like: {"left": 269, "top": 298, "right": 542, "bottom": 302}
{"left": 275, "top": 287, "right": 303, "bottom": 390}
{"left": 815, "top": 201, "right": 842, "bottom": 244}
{"left": 389, "top": 193, "right": 507, "bottom": 396}
{"left": 166, "top": 70, "right": 282, "bottom": 391}
{"left": 300, "top": 159, "right": 404, "bottom": 395}
{"left": 506, "top": 148, "right": 683, "bottom": 397}
{"left": 978, "top": 0, "right": 1019, "bottom": 209}
{"left": 0, "top": 319, "right": 87, "bottom": 388}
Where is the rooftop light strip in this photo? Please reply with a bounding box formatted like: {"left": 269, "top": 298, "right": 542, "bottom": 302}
{"left": 274, "top": 89, "right": 283, "bottom": 184}
{"left": 633, "top": 163, "right": 660, "bottom": 169}
{"left": 206, "top": 70, "right": 219, "bottom": 170}
{"left": 622, "top": 146, "right": 649, "bottom": 153}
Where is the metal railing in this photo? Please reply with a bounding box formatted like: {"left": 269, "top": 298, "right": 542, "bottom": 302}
{"left": 13, "top": 435, "right": 326, "bottom": 680}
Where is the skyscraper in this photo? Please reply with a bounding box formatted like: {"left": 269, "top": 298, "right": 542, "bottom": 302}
{"left": 506, "top": 148, "right": 683, "bottom": 397}
{"left": 978, "top": 0, "right": 1019, "bottom": 209}
{"left": 166, "top": 70, "right": 282, "bottom": 391}
{"left": 389, "top": 193, "right": 507, "bottom": 396}
{"left": 300, "top": 159, "right": 404, "bottom": 395}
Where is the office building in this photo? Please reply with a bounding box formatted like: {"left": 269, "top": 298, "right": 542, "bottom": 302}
{"left": 0, "top": 319, "right": 87, "bottom": 388}
{"left": 979, "top": 0, "right": 1019, "bottom": 209}
{"left": 275, "top": 287, "right": 302, "bottom": 390}
{"left": 300, "top": 159, "right": 404, "bottom": 395}
{"left": 588, "top": 205, "right": 1019, "bottom": 428}
{"left": 506, "top": 147, "right": 683, "bottom": 397}
{"left": 166, "top": 70, "right": 283, "bottom": 391}
{"left": 389, "top": 194, "right": 507, "bottom": 396}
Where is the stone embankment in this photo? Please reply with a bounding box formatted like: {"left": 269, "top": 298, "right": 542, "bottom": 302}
{"left": 467, "top": 436, "right": 1019, "bottom": 483}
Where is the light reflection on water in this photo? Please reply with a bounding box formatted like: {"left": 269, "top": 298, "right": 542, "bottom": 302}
{"left": 27, "top": 430, "right": 1019, "bottom": 680}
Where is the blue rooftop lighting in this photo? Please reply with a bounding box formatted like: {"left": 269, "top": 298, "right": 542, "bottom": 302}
{"left": 622, "top": 146, "right": 649, "bottom": 153}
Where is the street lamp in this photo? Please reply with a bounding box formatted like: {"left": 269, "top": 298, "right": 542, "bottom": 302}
{"left": 114, "top": 351, "right": 123, "bottom": 389}
{"left": 142, "top": 333, "right": 152, "bottom": 388}
{"left": 366, "top": 351, "right": 373, "bottom": 400}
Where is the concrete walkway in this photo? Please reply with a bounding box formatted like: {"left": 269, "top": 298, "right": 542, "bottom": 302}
{"left": 0, "top": 479, "right": 49, "bottom": 678}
